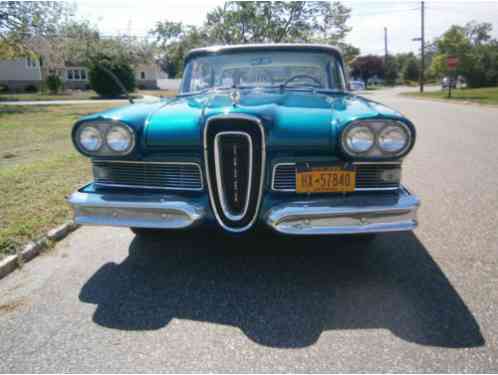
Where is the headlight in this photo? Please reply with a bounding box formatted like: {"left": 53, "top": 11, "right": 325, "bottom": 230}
{"left": 344, "top": 126, "right": 374, "bottom": 153}
{"left": 107, "top": 125, "right": 133, "bottom": 153}
{"left": 73, "top": 121, "right": 135, "bottom": 156}
{"left": 341, "top": 120, "right": 414, "bottom": 158}
{"left": 378, "top": 125, "right": 409, "bottom": 153}
{"left": 79, "top": 126, "right": 103, "bottom": 152}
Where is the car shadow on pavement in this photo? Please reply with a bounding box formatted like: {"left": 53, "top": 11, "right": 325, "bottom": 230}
{"left": 79, "top": 228, "right": 484, "bottom": 349}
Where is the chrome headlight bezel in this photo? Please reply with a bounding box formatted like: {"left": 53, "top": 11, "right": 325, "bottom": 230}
{"left": 378, "top": 124, "right": 410, "bottom": 153}
{"left": 77, "top": 125, "right": 103, "bottom": 153}
{"left": 106, "top": 124, "right": 135, "bottom": 153}
{"left": 341, "top": 119, "right": 414, "bottom": 159}
{"left": 73, "top": 120, "right": 136, "bottom": 157}
{"left": 344, "top": 125, "right": 375, "bottom": 154}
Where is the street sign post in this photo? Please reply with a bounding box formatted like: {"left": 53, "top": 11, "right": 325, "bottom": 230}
{"left": 447, "top": 56, "right": 459, "bottom": 98}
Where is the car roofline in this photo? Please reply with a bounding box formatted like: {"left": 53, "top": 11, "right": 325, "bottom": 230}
{"left": 184, "top": 44, "right": 343, "bottom": 63}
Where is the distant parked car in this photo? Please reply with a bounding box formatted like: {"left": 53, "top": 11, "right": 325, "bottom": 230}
{"left": 68, "top": 44, "right": 419, "bottom": 237}
{"left": 441, "top": 76, "right": 456, "bottom": 89}
{"left": 349, "top": 80, "right": 365, "bottom": 91}
{"left": 367, "top": 76, "right": 384, "bottom": 86}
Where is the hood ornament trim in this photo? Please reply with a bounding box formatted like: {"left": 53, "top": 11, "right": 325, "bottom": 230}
{"left": 230, "top": 90, "right": 240, "bottom": 107}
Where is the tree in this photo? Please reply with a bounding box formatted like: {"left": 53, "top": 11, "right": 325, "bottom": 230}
{"left": 150, "top": 1, "right": 356, "bottom": 77}
{"left": 402, "top": 55, "right": 420, "bottom": 82}
{"left": 350, "top": 55, "right": 384, "bottom": 85}
{"left": 338, "top": 43, "right": 360, "bottom": 65}
{"left": 151, "top": 21, "right": 209, "bottom": 78}
{"left": 204, "top": 1, "right": 351, "bottom": 44}
{"left": 429, "top": 21, "right": 498, "bottom": 87}
{"left": 46, "top": 74, "right": 62, "bottom": 94}
{"left": 383, "top": 55, "right": 399, "bottom": 85}
{"left": 0, "top": 1, "right": 73, "bottom": 58}
{"left": 464, "top": 21, "right": 492, "bottom": 46}
{"left": 88, "top": 56, "right": 136, "bottom": 97}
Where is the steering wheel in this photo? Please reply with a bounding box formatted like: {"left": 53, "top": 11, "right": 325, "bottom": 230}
{"left": 281, "top": 74, "right": 323, "bottom": 88}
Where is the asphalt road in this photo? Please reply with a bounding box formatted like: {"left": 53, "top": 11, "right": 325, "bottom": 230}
{"left": 1, "top": 89, "right": 498, "bottom": 372}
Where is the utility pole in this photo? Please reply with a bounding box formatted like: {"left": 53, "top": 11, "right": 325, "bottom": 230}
{"left": 420, "top": 1, "right": 425, "bottom": 93}
{"left": 384, "top": 27, "right": 388, "bottom": 61}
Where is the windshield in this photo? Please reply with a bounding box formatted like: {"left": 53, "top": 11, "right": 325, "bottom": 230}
{"left": 180, "top": 51, "right": 345, "bottom": 93}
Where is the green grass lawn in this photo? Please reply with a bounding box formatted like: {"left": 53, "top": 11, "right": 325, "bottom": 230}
{"left": 403, "top": 86, "right": 498, "bottom": 105}
{"left": 0, "top": 103, "right": 121, "bottom": 258}
{"left": 0, "top": 90, "right": 144, "bottom": 102}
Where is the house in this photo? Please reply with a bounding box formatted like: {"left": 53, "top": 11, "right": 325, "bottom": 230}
{"left": 0, "top": 57, "right": 42, "bottom": 91}
{"left": 0, "top": 57, "right": 164, "bottom": 92}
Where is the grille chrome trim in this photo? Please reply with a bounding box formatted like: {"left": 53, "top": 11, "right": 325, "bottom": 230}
{"left": 214, "top": 131, "right": 253, "bottom": 221}
{"left": 204, "top": 113, "right": 266, "bottom": 233}
{"left": 92, "top": 160, "right": 204, "bottom": 191}
{"left": 272, "top": 161, "right": 401, "bottom": 192}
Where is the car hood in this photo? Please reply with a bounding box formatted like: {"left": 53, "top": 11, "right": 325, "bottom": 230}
{"left": 93, "top": 91, "right": 406, "bottom": 153}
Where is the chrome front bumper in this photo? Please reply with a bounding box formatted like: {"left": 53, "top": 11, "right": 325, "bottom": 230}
{"left": 264, "top": 186, "right": 420, "bottom": 235}
{"left": 68, "top": 184, "right": 419, "bottom": 235}
{"left": 68, "top": 187, "right": 205, "bottom": 229}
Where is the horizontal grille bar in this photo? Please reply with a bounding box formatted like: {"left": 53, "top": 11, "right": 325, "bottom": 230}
{"left": 92, "top": 161, "right": 203, "bottom": 191}
{"left": 272, "top": 162, "right": 401, "bottom": 192}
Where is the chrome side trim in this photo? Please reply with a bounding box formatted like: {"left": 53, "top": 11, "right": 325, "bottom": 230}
{"left": 204, "top": 113, "right": 266, "bottom": 233}
{"left": 265, "top": 185, "right": 420, "bottom": 235}
{"left": 271, "top": 161, "right": 402, "bottom": 192}
{"left": 92, "top": 160, "right": 204, "bottom": 191}
{"left": 214, "top": 131, "right": 253, "bottom": 221}
{"left": 67, "top": 188, "right": 205, "bottom": 229}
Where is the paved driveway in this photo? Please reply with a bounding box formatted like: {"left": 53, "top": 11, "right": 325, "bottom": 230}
{"left": 1, "top": 90, "right": 497, "bottom": 372}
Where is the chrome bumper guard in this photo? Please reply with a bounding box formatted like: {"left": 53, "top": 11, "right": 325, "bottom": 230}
{"left": 265, "top": 186, "right": 420, "bottom": 235}
{"left": 67, "top": 188, "right": 205, "bottom": 229}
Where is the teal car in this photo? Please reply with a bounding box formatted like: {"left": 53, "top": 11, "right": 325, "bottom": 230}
{"left": 68, "top": 44, "right": 419, "bottom": 236}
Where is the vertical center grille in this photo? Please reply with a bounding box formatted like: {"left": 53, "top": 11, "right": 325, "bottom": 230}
{"left": 204, "top": 115, "right": 265, "bottom": 232}
{"left": 214, "top": 132, "right": 252, "bottom": 219}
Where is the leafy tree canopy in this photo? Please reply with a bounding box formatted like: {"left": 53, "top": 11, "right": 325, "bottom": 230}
{"left": 151, "top": 1, "right": 357, "bottom": 78}
{"left": 0, "top": 1, "right": 73, "bottom": 58}
{"left": 350, "top": 55, "right": 384, "bottom": 84}
{"left": 430, "top": 21, "right": 498, "bottom": 87}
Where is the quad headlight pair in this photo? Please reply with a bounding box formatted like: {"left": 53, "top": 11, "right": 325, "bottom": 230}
{"left": 341, "top": 120, "right": 413, "bottom": 158}
{"left": 74, "top": 121, "right": 135, "bottom": 156}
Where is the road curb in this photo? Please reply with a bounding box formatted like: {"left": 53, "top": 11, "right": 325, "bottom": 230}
{"left": 0, "top": 221, "right": 80, "bottom": 280}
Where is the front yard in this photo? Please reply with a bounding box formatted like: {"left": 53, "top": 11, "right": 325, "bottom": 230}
{"left": 403, "top": 86, "right": 498, "bottom": 105}
{"left": 0, "top": 89, "right": 176, "bottom": 102}
{"left": 0, "top": 90, "right": 145, "bottom": 102}
{"left": 0, "top": 103, "right": 120, "bottom": 258}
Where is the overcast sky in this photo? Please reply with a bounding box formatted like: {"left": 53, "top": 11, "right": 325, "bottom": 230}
{"left": 74, "top": 0, "right": 498, "bottom": 55}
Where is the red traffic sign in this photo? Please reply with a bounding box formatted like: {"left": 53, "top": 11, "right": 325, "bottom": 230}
{"left": 447, "top": 56, "right": 459, "bottom": 70}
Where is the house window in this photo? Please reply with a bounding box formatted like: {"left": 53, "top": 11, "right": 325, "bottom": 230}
{"left": 66, "top": 69, "right": 87, "bottom": 81}
{"left": 26, "top": 57, "right": 38, "bottom": 68}
{"left": 140, "top": 71, "right": 146, "bottom": 80}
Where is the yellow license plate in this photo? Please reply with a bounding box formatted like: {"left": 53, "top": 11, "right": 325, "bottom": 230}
{"left": 296, "top": 167, "right": 356, "bottom": 193}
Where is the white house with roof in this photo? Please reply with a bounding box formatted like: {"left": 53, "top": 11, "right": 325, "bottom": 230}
{"left": 0, "top": 57, "right": 164, "bottom": 92}
{"left": 0, "top": 57, "right": 43, "bottom": 91}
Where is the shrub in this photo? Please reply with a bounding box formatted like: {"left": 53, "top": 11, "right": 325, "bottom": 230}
{"left": 0, "top": 84, "right": 8, "bottom": 93}
{"left": 24, "top": 84, "right": 38, "bottom": 93}
{"left": 88, "top": 58, "right": 136, "bottom": 98}
{"left": 46, "top": 74, "right": 63, "bottom": 94}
